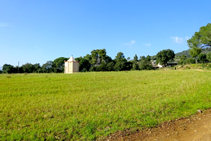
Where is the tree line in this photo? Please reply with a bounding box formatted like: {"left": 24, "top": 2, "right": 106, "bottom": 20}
{"left": 1, "top": 57, "right": 69, "bottom": 74}
{"left": 1, "top": 23, "right": 211, "bottom": 74}
{"left": 1, "top": 48, "right": 176, "bottom": 73}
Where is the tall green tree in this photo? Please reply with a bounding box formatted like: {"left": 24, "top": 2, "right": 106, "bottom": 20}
{"left": 132, "top": 63, "right": 139, "bottom": 70}
{"left": 132, "top": 54, "right": 139, "bottom": 70}
{"left": 115, "top": 52, "right": 126, "bottom": 62}
{"left": 84, "top": 54, "right": 92, "bottom": 63}
{"left": 188, "top": 23, "right": 211, "bottom": 63}
{"left": 90, "top": 49, "right": 109, "bottom": 66}
{"left": 104, "top": 55, "right": 112, "bottom": 63}
{"left": 106, "top": 62, "right": 115, "bottom": 71}
{"left": 114, "top": 62, "right": 124, "bottom": 71}
{"left": 42, "top": 61, "right": 54, "bottom": 73}
{"left": 139, "top": 56, "right": 146, "bottom": 61}
{"left": 97, "top": 62, "right": 107, "bottom": 71}
{"left": 178, "top": 55, "right": 187, "bottom": 65}
{"left": 156, "top": 49, "right": 175, "bottom": 66}
{"left": 146, "top": 55, "right": 151, "bottom": 62}
{"left": 2, "top": 64, "right": 14, "bottom": 73}
{"left": 189, "top": 47, "right": 202, "bottom": 63}
{"left": 114, "top": 52, "right": 127, "bottom": 71}
{"left": 33, "top": 63, "right": 41, "bottom": 73}
{"left": 134, "top": 54, "right": 138, "bottom": 62}
{"left": 98, "top": 49, "right": 106, "bottom": 63}
{"left": 22, "top": 63, "right": 35, "bottom": 73}
{"left": 90, "top": 50, "right": 98, "bottom": 65}
{"left": 53, "top": 57, "right": 68, "bottom": 72}
{"left": 75, "top": 57, "right": 91, "bottom": 72}
{"left": 139, "top": 55, "right": 153, "bottom": 70}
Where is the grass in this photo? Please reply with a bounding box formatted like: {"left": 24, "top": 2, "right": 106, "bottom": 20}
{"left": 1, "top": 70, "right": 211, "bottom": 140}
{"left": 176, "top": 63, "right": 211, "bottom": 70}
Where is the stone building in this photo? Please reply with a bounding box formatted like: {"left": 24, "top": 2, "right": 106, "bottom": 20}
{"left": 64, "top": 55, "right": 79, "bottom": 73}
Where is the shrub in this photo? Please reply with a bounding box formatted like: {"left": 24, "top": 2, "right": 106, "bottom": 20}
{"left": 114, "top": 62, "right": 124, "bottom": 71}
{"left": 185, "top": 58, "right": 195, "bottom": 64}
{"left": 106, "top": 62, "right": 115, "bottom": 71}
{"left": 207, "top": 52, "right": 211, "bottom": 61}
{"left": 207, "top": 64, "right": 211, "bottom": 69}
{"left": 198, "top": 53, "right": 207, "bottom": 63}
{"left": 89, "top": 66, "right": 97, "bottom": 71}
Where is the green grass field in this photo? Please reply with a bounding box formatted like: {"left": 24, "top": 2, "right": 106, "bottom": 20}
{"left": 1, "top": 70, "right": 211, "bottom": 140}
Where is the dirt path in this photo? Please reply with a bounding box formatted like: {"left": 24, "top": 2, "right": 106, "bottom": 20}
{"left": 195, "top": 69, "right": 204, "bottom": 72}
{"left": 106, "top": 109, "right": 211, "bottom": 141}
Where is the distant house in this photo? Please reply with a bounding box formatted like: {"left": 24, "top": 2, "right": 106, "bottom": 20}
{"left": 151, "top": 60, "right": 178, "bottom": 68}
{"left": 166, "top": 62, "right": 178, "bottom": 67}
{"left": 157, "top": 64, "right": 163, "bottom": 68}
{"left": 151, "top": 60, "right": 163, "bottom": 68}
{"left": 151, "top": 60, "right": 156, "bottom": 66}
{"left": 64, "top": 55, "right": 79, "bottom": 73}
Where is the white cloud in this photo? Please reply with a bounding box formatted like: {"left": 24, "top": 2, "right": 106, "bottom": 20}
{"left": 171, "top": 36, "right": 184, "bottom": 44}
{"left": 124, "top": 40, "right": 136, "bottom": 47}
{"left": 131, "top": 40, "right": 136, "bottom": 44}
{"left": 0, "top": 23, "right": 8, "bottom": 27}
{"left": 185, "top": 36, "right": 190, "bottom": 40}
{"left": 145, "top": 43, "right": 151, "bottom": 47}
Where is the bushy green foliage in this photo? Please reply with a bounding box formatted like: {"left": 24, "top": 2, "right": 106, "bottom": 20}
{"left": 90, "top": 49, "right": 107, "bottom": 65}
{"left": 133, "top": 54, "right": 138, "bottom": 62}
{"left": 132, "top": 63, "right": 139, "bottom": 70}
{"left": 75, "top": 57, "right": 91, "bottom": 71}
{"left": 189, "top": 47, "right": 202, "bottom": 59}
{"left": 178, "top": 55, "right": 188, "bottom": 65}
{"left": 206, "top": 51, "right": 211, "bottom": 61}
{"left": 42, "top": 61, "right": 54, "bottom": 73}
{"left": 114, "top": 62, "right": 124, "bottom": 71}
{"left": 89, "top": 66, "right": 97, "bottom": 71}
{"left": 188, "top": 23, "right": 211, "bottom": 60}
{"left": 1, "top": 71, "right": 211, "bottom": 140}
{"left": 156, "top": 49, "right": 175, "bottom": 66}
{"left": 131, "top": 54, "right": 139, "bottom": 70}
{"left": 138, "top": 56, "right": 153, "bottom": 70}
{"left": 2, "top": 64, "right": 14, "bottom": 73}
{"left": 188, "top": 23, "right": 211, "bottom": 49}
{"left": 53, "top": 57, "right": 68, "bottom": 72}
{"left": 175, "top": 47, "right": 211, "bottom": 59}
{"left": 180, "top": 55, "right": 187, "bottom": 61}
{"left": 185, "top": 58, "right": 196, "bottom": 64}
{"left": 198, "top": 53, "right": 207, "bottom": 63}
{"left": 175, "top": 50, "right": 192, "bottom": 58}
{"left": 106, "top": 62, "right": 115, "bottom": 71}
{"left": 206, "top": 63, "right": 211, "bottom": 69}
{"left": 115, "top": 52, "right": 125, "bottom": 62}
{"left": 96, "top": 62, "right": 107, "bottom": 71}
{"left": 124, "top": 62, "right": 133, "bottom": 70}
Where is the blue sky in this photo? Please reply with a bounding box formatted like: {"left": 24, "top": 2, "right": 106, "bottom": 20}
{"left": 0, "top": 0, "right": 211, "bottom": 68}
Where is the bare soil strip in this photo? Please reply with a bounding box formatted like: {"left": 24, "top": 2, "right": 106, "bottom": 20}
{"left": 106, "top": 109, "right": 211, "bottom": 141}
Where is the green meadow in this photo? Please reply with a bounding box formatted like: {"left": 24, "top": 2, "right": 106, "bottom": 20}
{"left": 1, "top": 70, "right": 211, "bottom": 140}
